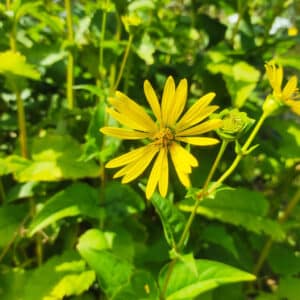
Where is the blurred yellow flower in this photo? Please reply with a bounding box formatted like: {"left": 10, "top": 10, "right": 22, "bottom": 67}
{"left": 288, "top": 26, "right": 298, "bottom": 37}
{"left": 265, "top": 61, "right": 300, "bottom": 115}
{"left": 101, "top": 76, "right": 222, "bottom": 199}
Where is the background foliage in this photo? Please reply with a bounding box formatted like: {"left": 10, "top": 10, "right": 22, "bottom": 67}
{"left": 0, "top": 0, "right": 299, "bottom": 299}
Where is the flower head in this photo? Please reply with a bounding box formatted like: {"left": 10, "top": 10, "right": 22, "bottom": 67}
{"left": 101, "top": 76, "right": 222, "bottom": 199}
{"left": 264, "top": 61, "right": 300, "bottom": 115}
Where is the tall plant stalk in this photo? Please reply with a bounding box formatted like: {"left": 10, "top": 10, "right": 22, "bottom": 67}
{"left": 64, "top": 0, "right": 75, "bottom": 109}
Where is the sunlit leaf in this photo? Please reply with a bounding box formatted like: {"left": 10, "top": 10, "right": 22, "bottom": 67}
{"left": 159, "top": 259, "right": 255, "bottom": 299}
{"left": 28, "top": 183, "right": 99, "bottom": 236}
{"left": 0, "top": 51, "right": 40, "bottom": 80}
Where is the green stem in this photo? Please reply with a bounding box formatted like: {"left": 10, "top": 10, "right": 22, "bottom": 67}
{"left": 160, "top": 140, "right": 229, "bottom": 299}
{"left": 230, "top": 0, "right": 247, "bottom": 46}
{"left": 0, "top": 178, "right": 6, "bottom": 203}
{"left": 64, "top": 0, "right": 74, "bottom": 109}
{"left": 112, "top": 34, "right": 133, "bottom": 93}
{"left": 253, "top": 188, "right": 300, "bottom": 275}
{"left": 98, "top": 0, "right": 108, "bottom": 85}
{"left": 16, "top": 90, "right": 28, "bottom": 158}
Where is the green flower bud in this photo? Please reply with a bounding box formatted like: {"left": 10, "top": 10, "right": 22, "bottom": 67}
{"left": 213, "top": 108, "right": 255, "bottom": 141}
{"left": 262, "top": 94, "right": 282, "bottom": 116}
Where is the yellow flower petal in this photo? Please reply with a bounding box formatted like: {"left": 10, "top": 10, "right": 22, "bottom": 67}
{"left": 176, "top": 93, "right": 216, "bottom": 130}
{"left": 176, "top": 105, "right": 219, "bottom": 132}
{"left": 158, "top": 147, "right": 169, "bottom": 197}
{"left": 105, "top": 146, "right": 149, "bottom": 168}
{"left": 109, "top": 91, "right": 157, "bottom": 132}
{"left": 146, "top": 148, "right": 165, "bottom": 199}
{"left": 121, "top": 146, "right": 159, "bottom": 183}
{"left": 161, "top": 76, "right": 175, "bottom": 126}
{"left": 168, "top": 78, "right": 188, "bottom": 126}
{"left": 176, "top": 137, "right": 220, "bottom": 146}
{"left": 176, "top": 119, "right": 223, "bottom": 137}
{"left": 286, "top": 100, "right": 300, "bottom": 115}
{"left": 100, "top": 127, "right": 150, "bottom": 139}
{"left": 144, "top": 80, "right": 162, "bottom": 124}
{"left": 282, "top": 76, "right": 298, "bottom": 101}
{"left": 107, "top": 108, "right": 155, "bottom": 133}
{"left": 169, "top": 143, "right": 193, "bottom": 187}
{"left": 265, "top": 62, "right": 283, "bottom": 95}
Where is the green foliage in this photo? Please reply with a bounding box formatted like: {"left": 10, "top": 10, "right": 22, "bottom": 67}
{"left": 159, "top": 259, "right": 255, "bottom": 299}
{"left": 0, "top": 0, "right": 299, "bottom": 299}
{"left": 180, "top": 186, "right": 285, "bottom": 241}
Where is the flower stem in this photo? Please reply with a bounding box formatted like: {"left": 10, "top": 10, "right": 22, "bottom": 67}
{"left": 253, "top": 188, "right": 300, "bottom": 275}
{"left": 159, "top": 140, "right": 229, "bottom": 299}
{"left": 16, "top": 90, "right": 28, "bottom": 158}
{"left": 64, "top": 0, "right": 75, "bottom": 109}
{"left": 0, "top": 178, "right": 6, "bottom": 203}
{"left": 98, "top": 0, "right": 108, "bottom": 85}
{"left": 112, "top": 34, "right": 133, "bottom": 93}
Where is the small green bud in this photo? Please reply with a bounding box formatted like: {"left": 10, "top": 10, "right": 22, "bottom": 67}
{"left": 262, "top": 95, "right": 282, "bottom": 116}
{"left": 213, "top": 108, "right": 255, "bottom": 142}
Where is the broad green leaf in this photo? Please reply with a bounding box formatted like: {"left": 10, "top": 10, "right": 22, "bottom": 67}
{"left": 6, "top": 181, "right": 38, "bottom": 202}
{"left": 277, "top": 276, "right": 300, "bottom": 300}
{"left": 28, "top": 183, "right": 100, "bottom": 236}
{"left": 112, "top": 270, "right": 159, "bottom": 300}
{"left": 271, "top": 120, "right": 300, "bottom": 161}
{"left": 104, "top": 181, "right": 145, "bottom": 221}
{"left": 179, "top": 186, "right": 285, "bottom": 241}
{"left": 159, "top": 259, "right": 255, "bottom": 299}
{"left": 45, "top": 270, "right": 96, "bottom": 300}
{"left": 23, "top": 251, "right": 80, "bottom": 300}
{"left": 77, "top": 229, "right": 134, "bottom": 298}
{"left": 151, "top": 192, "right": 187, "bottom": 248}
{"left": 0, "top": 51, "right": 40, "bottom": 80}
{"left": 14, "top": 132, "right": 100, "bottom": 182}
{"left": 201, "top": 224, "right": 239, "bottom": 259}
{"left": 0, "top": 155, "right": 30, "bottom": 176}
{"left": 268, "top": 244, "right": 300, "bottom": 276}
{"left": 0, "top": 204, "right": 28, "bottom": 247}
{"left": 0, "top": 267, "right": 26, "bottom": 300}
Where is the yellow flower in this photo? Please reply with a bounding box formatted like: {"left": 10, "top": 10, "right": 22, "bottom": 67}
{"left": 265, "top": 61, "right": 300, "bottom": 115}
{"left": 101, "top": 76, "right": 222, "bottom": 199}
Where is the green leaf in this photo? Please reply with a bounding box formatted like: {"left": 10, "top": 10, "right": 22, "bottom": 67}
{"left": 277, "top": 276, "right": 300, "bottom": 300}
{"left": 151, "top": 192, "right": 187, "bottom": 248}
{"left": 46, "top": 270, "right": 96, "bottom": 299}
{"left": 201, "top": 225, "right": 239, "bottom": 259}
{"left": 14, "top": 132, "right": 100, "bottom": 182}
{"left": 6, "top": 181, "right": 38, "bottom": 202}
{"left": 112, "top": 270, "right": 159, "bottom": 300}
{"left": 179, "top": 186, "right": 285, "bottom": 241}
{"left": 268, "top": 244, "right": 300, "bottom": 276}
{"left": 0, "top": 51, "right": 40, "bottom": 80}
{"left": 159, "top": 259, "right": 255, "bottom": 299}
{"left": 136, "top": 33, "right": 155, "bottom": 65}
{"left": 0, "top": 155, "right": 30, "bottom": 176}
{"left": 77, "top": 229, "right": 134, "bottom": 298}
{"left": 23, "top": 251, "right": 80, "bottom": 300}
{"left": 28, "top": 183, "right": 99, "bottom": 236}
{"left": 0, "top": 204, "right": 28, "bottom": 247}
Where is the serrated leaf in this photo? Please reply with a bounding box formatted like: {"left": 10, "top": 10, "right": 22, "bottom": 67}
{"left": 0, "top": 51, "right": 40, "bottom": 80}
{"left": 77, "top": 229, "right": 134, "bottom": 298}
{"left": 151, "top": 192, "right": 187, "bottom": 248}
{"left": 28, "top": 183, "right": 99, "bottom": 236}
{"left": 159, "top": 259, "right": 255, "bottom": 300}
{"left": 179, "top": 186, "right": 285, "bottom": 241}
{"left": 14, "top": 132, "right": 100, "bottom": 182}
{"left": 45, "top": 270, "right": 96, "bottom": 299}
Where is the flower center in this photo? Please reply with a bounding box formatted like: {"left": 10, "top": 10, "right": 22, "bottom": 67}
{"left": 153, "top": 127, "right": 174, "bottom": 148}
